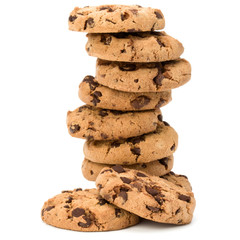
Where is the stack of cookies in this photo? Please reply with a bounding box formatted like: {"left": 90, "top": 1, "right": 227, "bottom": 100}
{"left": 41, "top": 5, "right": 195, "bottom": 232}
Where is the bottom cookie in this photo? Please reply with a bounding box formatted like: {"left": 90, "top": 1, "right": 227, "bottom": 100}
{"left": 82, "top": 156, "right": 174, "bottom": 181}
{"left": 41, "top": 188, "right": 139, "bottom": 231}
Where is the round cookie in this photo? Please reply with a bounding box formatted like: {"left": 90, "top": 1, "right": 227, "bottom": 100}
{"left": 67, "top": 105, "right": 162, "bottom": 141}
{"left": 96, "top": 58, "right": 191, "bottom": 92}
{"left": 83, "top": 123, "right": 178, "bottom": 164}
{"left": 86, "top": 32, "right": 184, "bottom": 62}
{"left": 79, "top": 75, "right": 172, "bottom": 111}
{"left": 82, "top": 155, "right": 174, "bottom": 181}
{"left": 96, "top": 167, "right": 196, "bottom": 225}
{"left": 41, "top": 188, "right": 139, "bottom": 231}
{"left": 68, "top": 5, "right": 165, "bottom": 33}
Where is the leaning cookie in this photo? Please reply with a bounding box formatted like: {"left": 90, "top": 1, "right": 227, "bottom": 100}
{"left": 79, "top": 76, "right": 171, "bottom": 111}
{"left": 86, "top": 32, "right": 183, "bottom": 62}
{"left": 68, "top": 5, "right": 165, "bottom": 33}
{"left": 41, "top": 188, "right": 139, "bottom": 231}
{"left": 96, "top": 59, "right": 191, "bottom": 92}
{"left": 67, "top": 105, "right": 162, "bottom": 140}
{"left": 96, "top": 167, "right": 196, "bottom": 225}
{"left": 83, "top": 123, "right": 178, "bottom": 164}
{"left": 82, "top": 155, "right": 174, "bottom": 181}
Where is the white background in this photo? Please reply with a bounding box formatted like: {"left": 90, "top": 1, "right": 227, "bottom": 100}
{"left": 0, "top": 0, "right": 240, "bottom": 239}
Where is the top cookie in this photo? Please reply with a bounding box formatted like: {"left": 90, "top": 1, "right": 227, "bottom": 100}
{"left": 68, "top": 5, "right": 165, "bottom": 33}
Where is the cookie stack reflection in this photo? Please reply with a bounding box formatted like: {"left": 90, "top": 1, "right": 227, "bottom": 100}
{"left": 41, "top": 5, "right": 195, "bottom": 232}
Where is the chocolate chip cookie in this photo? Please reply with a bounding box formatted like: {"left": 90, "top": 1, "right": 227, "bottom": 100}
{"left": 79, "top": 76, "right": 172, "bottom": 111}
{"left": 96, "top": 59, "right": 191, "bottom": 92}
{"left": 82, "top": 156, "right": 174, "bottom": 181}
{"left": 83, "top": 123, "right": 178, "bottom": 164}
{"left": 69, "top": 5, "right": 165, "bottom": 33}
{"left": 86, "top": 32, "right": 184, "bottom": 62}
{"left": 41, "top": 188, "right": 139, "bottom": 231}
{"left": 96, "top": 167, "right": 196, "bottom": 225}
{"left": 67, "top": 105, "right": 162, "bottom": 140}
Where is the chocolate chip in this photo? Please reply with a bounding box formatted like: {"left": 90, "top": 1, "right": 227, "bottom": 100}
{"left": 153, "top": 64, "right": 164, "bottom": 86}
{"left": 141, "top": 163, "right": 147, "bottom": 168}
{"left": 75, "top": 188, "right": 82, "bottom": 191}
{"left": 127, "top": 28, "right": 138, "bottom": 32}
{"left": 154, "top": 11, "right": 163, "bottom": 19}
{"left": 98, "top": 184, "right": 103, "bottom": 189}
{"left": 158, "top": 157, "right": 169, "bottom": 170}
{"left": 145, "top": 186, "right": 159, "bottom": 196}
{"left": 130, "top": 9, "right": 138, "bottom": 15}
{"left": 84, "top": 18, "right": 95, "bottom": 30}
{"left": 72, "top": 208, "right": 85, "bottom": 217}
{"left": 65, "top": 196, "right": 73, "bottom": 203}
{"left": 98, "top": 198, "right": 109, "bottom": 206}
{"left": 69, "top": 15, "right": 77, "bottom": 22}
{"left": 99, "top": 109, "right": 108, "bottom": 117}
{"left": 130, "top": 182, "right": 142, "bottom": 191}
{"left": 100, "top": 35, "right": 112, "bottom": 45}
{"left": 78, "top": 215, "right": 92, "bottom": 228}
{"left": 69, "top": 124, "right": 80, "bottom": 134}
{"left": 146, "top": 205, "right": 160, "bottom": 213}
{"left": 118, "top": 191, "right": 128, "bottom": 202}
{"left": 163, "top": 121, "right": 170, "bottom": 126}
{"left": 91, "top": 91, "right": 102, "bottom": 106}
{"left": 101, "top": 133, "right": 108, "bottom": 139}
{"left": 111, "top": 110, "right": 125, "bottom": 115}
{"left": 100, "top": 169, "right": 113, "bottom": 174}
{"left": 178, "top": 219, "right": 183, "bottom": 224}
{"left": 120, "top": 49, "right": 126, "bottom": 53}
{"left": 157, "top": 114, "right": 163, "bottom": 122}
{"left": 115, "top": 208, "right": 121, "bottom": 217}
{"left": 175, "top": 208, "right": 180, "bottom": 214}
{"left": 155, "top": 98, "right": 166, "bottom": 108}
{"left": 120, "top": 177, "right": 132, "bottom": 184}
{"left": 99, "top": 6, "right": 113, "bottom": 12}
{"left": 127, "top": 135, "right": 145, "bottom": 144}
{"left": 41, "top": 209, "right": 45, "bottom": 216}
{"left": 86, "top": 135, "right": 94, "bottom": 141}
{"left": 111, "top": 141, "right": 121, "bottom": 148}
{"left": 64, "top": 205, "right": 70, "bottom": 208}
{"left": 61, "top": 190, "right": 72, "bottom": 193}
{"left": 134, "top": 79, "right": 139, "bottom": 83}
{"left": 112, "top": 165, "right": 125, "bottom": 173}
{"left": 45, "top": 206, "right": 55, "bottom": 211}
{"left": 119, "top": 63, "right": 136, "bottom": 71}
{"left": 90, "top": 170, "right": 94, "bottom": 175}
{"left": 83, "top": 75, "right": 99, "bottom": 91}
{"left": 131, "top": 147, "right": 141, "bottom": 156}
{"left": 170, "top": 143, "right": 175, "bottom": 151}
{"left": 178, "top": 194, "right": 191, "bottom": 203}
{"left": 136, "top": 172, "right": 147, "bottom": 177}
{"left": 155, "top": 195, "right": 164, "bottom": 205}
{"left": 130, "top": 96, "right": 151, "bottom": 109}
{"left": 121, "top": 12, "right": 129, "bottom": 21}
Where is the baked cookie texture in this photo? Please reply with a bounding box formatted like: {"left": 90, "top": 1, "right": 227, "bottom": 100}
{"left": 86, "top": 32, "right": 184, "bottom": 62}
{"left": 41, "top": 188, "right": 139, "bottom": 231}
{"left": 83, "top": 123, "right": 178, "bottom": 165}
{"left": 67, "top": 105, "right": 162, "bottom": 140}
{"left": 96, "top": 59, "right": 191, "bottom": 92}
{"left": 82, "top": 155, "right": 174, "bottom": 181}
{"left": 79, "top": 75, "right": 172, "bottom": 111}
{"left": 96, "top": 167, "right": 195, "bottom": 225}
{"left": 69, "top": 5, "right": 165, "bottom": 33}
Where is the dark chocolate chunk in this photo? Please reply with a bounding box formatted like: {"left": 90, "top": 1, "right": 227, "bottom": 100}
{"left": 115, "top": 208, "right": 121, "bottom": 217}
{"left": 111, "top": 141, "right": 121, "bottom": 148}
{"left": 75, "top": 188, "right": 82, "bottom": 191}
{"left": 72, "top": 208, "right": 85, "bottom": 217}
{"left": 100, "top": 133, "right": 108, "bottom": 139}
{"left": 130, "top": 9, "right": 138, "bottom": 15}
{"left": 99, "top": 6, "right": 113, "bottom": 12}
{"left": 170, "top": 143, "right": 175, "bottom": 151}
{"left": 163, "top": 121, "right": 170, "bottom": 126}
{"left": 98, "top": 198, "right": 108, "bottom": 206}
{"left": 64, "top": 205, "right": 70, "bottom": 208}
{"left": 127, "top": 135, "right": 145, "bottom": 144}
{"left": 78, "top": 215, "right": 92, "bottom": 228}
{"left": 154, "top": 11, "right": 163, "bottom": 19}
{"left": 69, "top": 124, "right": 80, "bottom": 134}
{"left": 155, "top": 98, "right": 166, "bottom": 108}
{"left": 69, "top": 15, "right": 77, "bottom": 22}
{"left": 141, "top": 163, "right": 147, "bottom": 168}
{"left": 41, "top": 209, "right": 45, "bottom": 216}
{"left": 83, "top": 75, "right": 99, "bottom": 90}
{"left": 112, "top": 165, "right": 125, "bottom": 173}
{"left": 91, "top": 91, "right": 102, "bottom": 106}
{"left": 155, "top": 195, "right": 164, "bottom": 206}
{"left": 127, "top": 28, "right": 138, "bottom": 32}
{"left": 146, "top": 205, "right": 160, "bottom": 213}
{"left": 121, "top": 12, "right": 130, "bottom": 21}
{"left": 119, "top": 63, "right": 136, "bottom": 71}
{"left": 118, "top": 191, "right": 128, "bottom": 202}
{"left": 100, "top": 169, "right": 113, "bottom": 174}
{"left": 98, "top": 109, "right": 108, "bottom": 117}
{"left": 178, "top": 194, "right": 191, "bottom": 203}
{"left": 153, "top": 64, "right": 164, "bottom": 86}
{"left": 157, "top": 114, "right": 163, "bottom": 122}
{"left": 136, "top": 172, "right": 147, "bottom": 177}
{"left": 100, "top": 35, "right": 112, "bottom": 45}
{"left": 175, "top": 208, "right": 180, "bottom": 214}
{"left": 134, "top": 79, "right": 139, "bottom": 83}
{"left": 111, "top": 110, "right": 125, "bottom": 115}
{"left": 131, "top": 147, "right": 141, "bottom": 156}
{"left": 120, "top": 177, "right": 132, "bottom": 184}
{"left": 130, "top": 96, "right": 151, "bottom": 109}
{"left": 45, "top": 206, "right": 55, "bottom": 212}
{"left": 90, "top": 170, "right": 93, "bottom": 175}
{"left": 145, "top": 186, "right": 159, "bottom": 196}
{"left": 158, "top": 157, "right": 169, "bottom": 170}
{"left": 84, "top": 17, "right": 95, "bottom": 30}
{"left": 65, "top": 196, "right": 73, "bottom": 204}
{"left": 130, "top": 182, "right": 142, "bottom": 191}
{"left": 62, "top": 190, "right": 72, "bottom": 193}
